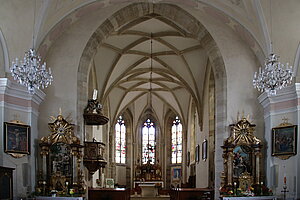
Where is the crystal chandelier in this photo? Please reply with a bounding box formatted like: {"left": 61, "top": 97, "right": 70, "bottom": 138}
{"left": 11, "top": 48, "right": 53, "bottom": 94}
{"left": 253, "top": 53, "right": 293, "bottom": 96}
{"left": 10, "top": 1, "right": 53, "bottom": 94}
{"left": 253, "top": 0, "right": 293, "bottom": 96}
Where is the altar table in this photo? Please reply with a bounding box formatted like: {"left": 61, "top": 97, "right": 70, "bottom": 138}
{"left": 134, "top": 180, "right": 164, "bottom": 188}
{"left": 139, "top": 183, "right": 158, "bottom": 197}
{"left": 221, "top": 196, "right": 276, "bottom": 200}
{"left": 88, "top": 188, "right": 130, "bottom": 200}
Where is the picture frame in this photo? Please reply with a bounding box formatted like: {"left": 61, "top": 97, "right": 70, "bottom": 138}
{"left": 272, "top": 125, "right": 297, "bottom": 159}
{"left": 195, "top": 144, "right": 200, "bottom": 163}
{"left": 171, "top": 167, "right": 181, "bottom": 181}
{"left": 105, "top": 178, "right": 114, "bottom": 188}
{"left": 202, "top": 139, "right": 208, "bottom": 161}
{"left": 4, "top": 122, "right": 30, "bottom": 155}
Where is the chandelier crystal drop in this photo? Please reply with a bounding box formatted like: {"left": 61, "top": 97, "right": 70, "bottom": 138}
{"left": 253, "top": 53, "right": 293, "bottom": 96}
{"left": 11, "top": 48, "right": 53, "bottom": 94}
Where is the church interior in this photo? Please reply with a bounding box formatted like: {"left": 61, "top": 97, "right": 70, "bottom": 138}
{"left": 0, "top": 0, "right": 300, "bottom": 199}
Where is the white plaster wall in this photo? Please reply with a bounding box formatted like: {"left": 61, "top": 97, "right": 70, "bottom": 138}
{"left": 38, "top": 3, "right": 127, "bottom": 140}
{"left": 187, "top": 4, "right": 263, "bottom": 131}
{"left": 0, "top": 1, "right": 35, "bottom": 68}
{"left": 196, "top": 67, "right": 210, "bottom": 188}
{"left": 116, "top": 165, "right": 126, "bottom": 186}
{"left": 0, "top": 33, "right": 5, "bottom": 76}
{"left": 260, "top": 0, "right": 300, "bottom": 77}
{"left": 259, "top": 84, "right": 300, "bottom": 199}
{"left": 0, "top": 79, "right": 44, "bottom": 198}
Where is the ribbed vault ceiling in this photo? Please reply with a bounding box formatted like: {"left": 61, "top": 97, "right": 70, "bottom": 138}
{"left": 93, "top": 13, "right": 209, "bottom": 124}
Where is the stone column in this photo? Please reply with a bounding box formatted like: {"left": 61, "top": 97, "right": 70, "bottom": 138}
{"left": 258, "top": 83, "right": 300, "bottom": 198}
{"left": 40, "top": 149, "right": 48, "bottom": 180}
{"left": 227, "top": 147, "right": 234, "bottom": 186}
{"left": 72, "top": 148, "right": 78, "bottom": 184}
{"left": 254, "top": 145, "right": 261, "bottom": 184}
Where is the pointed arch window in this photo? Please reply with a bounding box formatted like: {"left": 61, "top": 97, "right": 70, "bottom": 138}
{"left": 142, "top": 118, "right": 156, "bottom": 164}
{"left": 115, "top": 116, "right": 126, "bottom": 164}
{"left": 172, "top": 116, "right": 182, "bottom": 164}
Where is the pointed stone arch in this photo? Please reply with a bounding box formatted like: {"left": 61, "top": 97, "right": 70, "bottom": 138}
{"left": 77, "top": 2, "right": 227, "bottom": 195}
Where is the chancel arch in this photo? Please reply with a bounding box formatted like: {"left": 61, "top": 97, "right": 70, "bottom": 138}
{"left": 76, "top": 2, "right": 227, "bottom": 194}
{"left": 4, "top": 1, "right": 300, "bottom": 199}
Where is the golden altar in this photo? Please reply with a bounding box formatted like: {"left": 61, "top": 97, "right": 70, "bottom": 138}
{"left": 220, "top": 117, "right": 271, "bottom": 196}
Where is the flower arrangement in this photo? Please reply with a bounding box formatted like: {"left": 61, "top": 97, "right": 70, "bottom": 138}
{"left": 251, "top": 183, "right": 273, "bottom": 196}
{"left": 69, "top": 188, "right": 76, "bottom": 195}
{"left": 219, "top": 186, "right": 234, "bottom": 196}
{"left": 220, "top": 183, "right": 272, "bottom": 197}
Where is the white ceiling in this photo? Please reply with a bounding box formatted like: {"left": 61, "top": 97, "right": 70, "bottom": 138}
{"left": 93, "top": 15, "right": 208, "bottom": 123}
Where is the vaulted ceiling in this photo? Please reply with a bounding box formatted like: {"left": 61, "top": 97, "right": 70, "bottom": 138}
{"left": 32, "top": 0, "right": 271, "bottom": 125}
{"left": 92, "top": 13, "right": 209, "bottom": 125}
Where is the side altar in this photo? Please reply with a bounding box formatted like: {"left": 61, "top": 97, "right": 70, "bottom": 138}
{"left": 36, "top": 113, "right": 85, "bottom": 196}
{"left": 219, "top": 117, "right": 272, "bottom": 197}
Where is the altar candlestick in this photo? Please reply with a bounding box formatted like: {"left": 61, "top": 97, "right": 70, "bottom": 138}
{"left": 93, "top": 89, "right": 98, "bottom": 100}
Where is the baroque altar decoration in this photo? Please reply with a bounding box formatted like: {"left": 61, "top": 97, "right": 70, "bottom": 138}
{"left": 36, "top": 112, "right": 85, "bottom": 196}
{"left": 135, "top": 159, "right": 162, "bottom": 181}
{"left": 220, "top": 117, "right": 272, "bottom": 197}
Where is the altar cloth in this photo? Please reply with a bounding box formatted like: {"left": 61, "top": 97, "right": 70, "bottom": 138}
{"left": 36, "top": 197, "right": 83, "bottom": 200}
{"left": 221, "top": 196, "right": 276, "bottom": 200}
{"left": 139, "top": 183, "right": 158, "bottom": 197}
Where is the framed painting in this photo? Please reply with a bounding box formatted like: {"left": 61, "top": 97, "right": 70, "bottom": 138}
{"left": 4, "top": 122, "right": 30, "bottom": 155}
{"left": 105, "top": 178, "right": 114, "bottom": 188}
{"left": 272, "top": 125, "right": 297, "bottom": 159}
{"left": 171, "top": 167, "right": 181, "bottom": 181}
{"left": 195, "top": 144, "right": 200, "bottom": 163}
{"left": 202, "top": 139, "right": 208, "bottom": 161}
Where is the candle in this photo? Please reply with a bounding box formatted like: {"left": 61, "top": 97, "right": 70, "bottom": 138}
{"left": 284, "top": 174, "right": 286, "bottom": 184}
{"left": 92, "top": 89, "right": 98, "bottom": 100}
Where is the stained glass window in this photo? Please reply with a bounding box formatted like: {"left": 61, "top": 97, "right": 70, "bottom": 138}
{"left": 142, "top": 118, "right": 156, "bottom": 164}
{"left": 171, "top": 116, "right": 182, "bottom": 164}
{"left": 115, "top": 116, "right": 126, "bottom": 164}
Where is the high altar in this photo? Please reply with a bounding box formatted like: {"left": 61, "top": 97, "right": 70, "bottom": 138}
{"left": 134, "top": 160, "right": 163, "bottom": 196}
